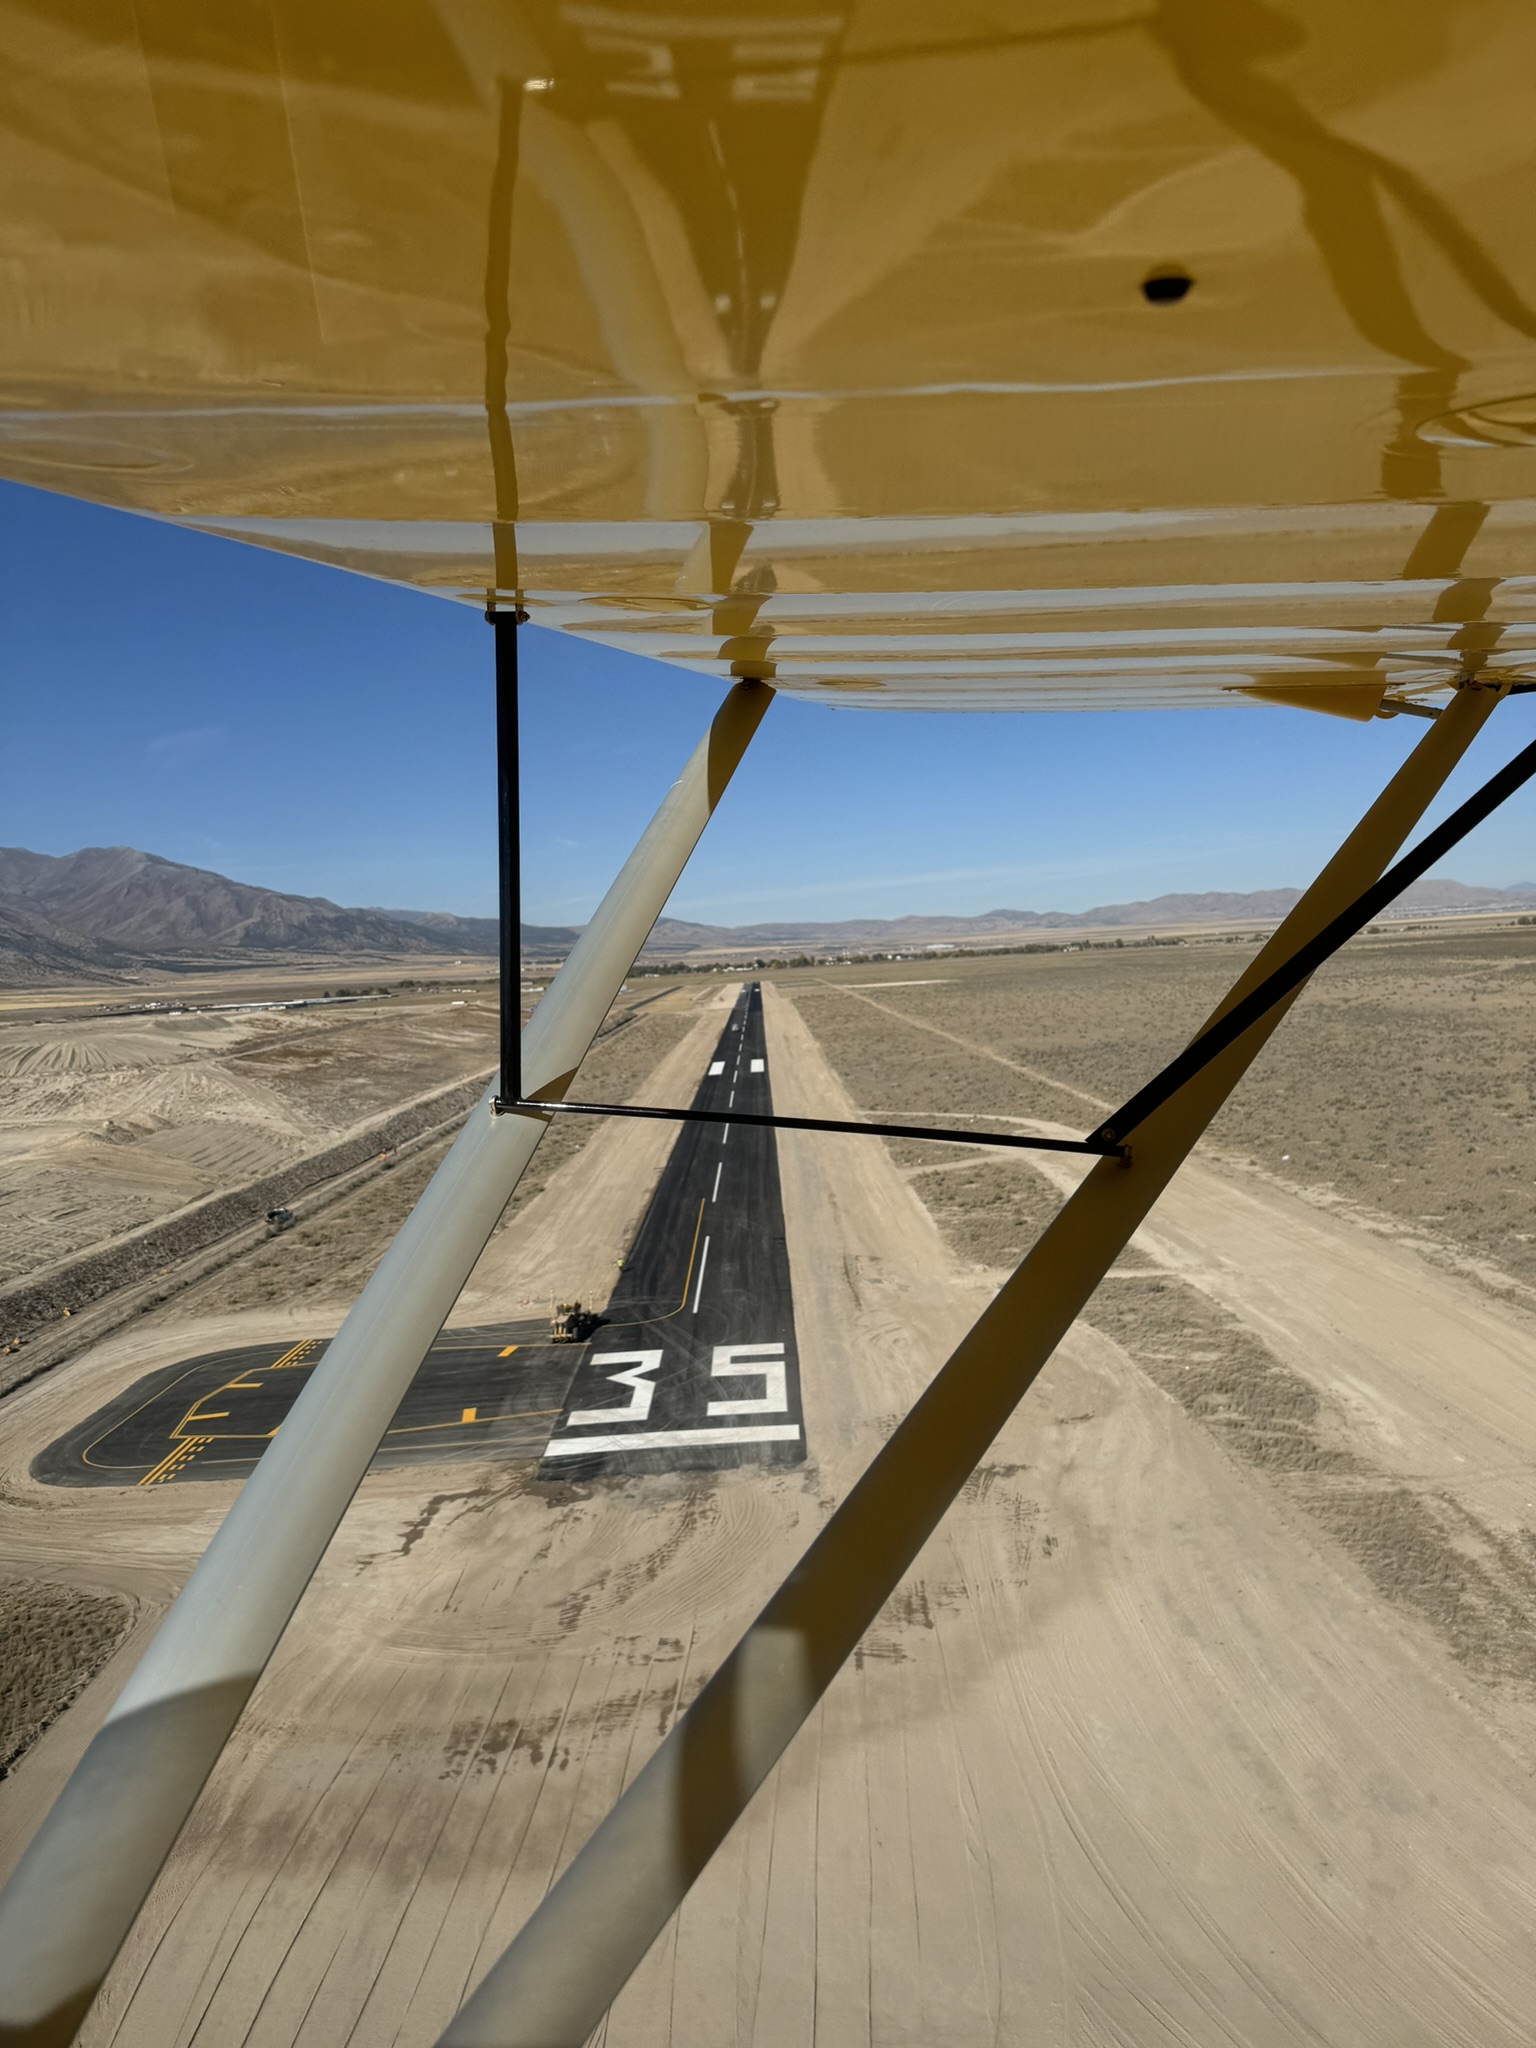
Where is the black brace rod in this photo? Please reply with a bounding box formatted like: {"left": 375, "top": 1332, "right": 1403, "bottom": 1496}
{"left": 503, "top": 1096, "right": 1122, "bottom": 1157}
{"left": 490, "top": 604, "right": 528, "bottom": 1108}
{"left": 488, "top": 613, "right": 1117, "bottom": 1154}
{"left": 1092, "top": 720, "right": 1536, "bottom": 1148}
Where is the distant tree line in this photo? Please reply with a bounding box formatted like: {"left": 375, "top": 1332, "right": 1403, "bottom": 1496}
{"left": 624, "top": 933, "right": 1201, "bottom": 976}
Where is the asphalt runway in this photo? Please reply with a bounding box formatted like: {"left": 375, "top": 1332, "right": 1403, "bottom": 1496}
{"left": 33, "top": 1320, "right": 578, "bottom": 1487}
{"left": 540, "top": 981, "right": 805, "bottom": 1478}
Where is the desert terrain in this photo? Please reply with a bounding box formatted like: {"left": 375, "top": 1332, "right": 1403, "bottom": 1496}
{"left": 0, "top": 985, "right": 504, "bottom": 1288}
{"left": 1, "top": 929, "right": 1535, "bottom": 2045}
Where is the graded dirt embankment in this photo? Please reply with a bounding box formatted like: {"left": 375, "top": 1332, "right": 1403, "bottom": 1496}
{"left": 0, "top": 992, "right": 502, "bottom": 1288}
{"left": 0, "top": 984, "right": 700, "bottom": 1380}
{"left": 161, "top": 989, "right": 702, "bottom": 1322}
{"left": 1, "top": 954, "right": 1534, "bottom": 2046}
{"left": 0, "top": 1071, "right": 491, "bottom": 1355}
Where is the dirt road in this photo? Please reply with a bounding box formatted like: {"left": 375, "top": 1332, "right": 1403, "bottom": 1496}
{"left": 1, "top": 981, "right": 1534, "bottom": 2044}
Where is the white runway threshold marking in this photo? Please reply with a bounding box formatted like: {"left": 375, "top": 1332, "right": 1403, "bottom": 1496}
{"left": 543, "top": 1424, "right": 802, "bottom": 1456}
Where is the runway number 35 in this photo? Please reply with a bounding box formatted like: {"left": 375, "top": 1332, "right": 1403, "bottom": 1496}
{"left": 707, "top": 1342, "right": 788, "bottom": 1415}
{"left": 567, "top": 1341, "right": 789, "bottom": 1427}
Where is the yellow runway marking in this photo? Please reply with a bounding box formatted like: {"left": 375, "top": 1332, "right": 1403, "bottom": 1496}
{"left": 139, "top": 1437, "right": 212, "bottom": 1487}
{"left": 98, "top": 1330, "right": 556, "bottom": 1480}
{"left": 625, "top": 1201, "right": 707, "bottom": 1329}
{"left": 81, "top": 1360, "right": 215, "bottom": 1471}
{"left": 385, "top": 1409, "right": 564, "bottom": 1436}
{"left": 171, "top": 1337, "right": 318, "bottom": 1438}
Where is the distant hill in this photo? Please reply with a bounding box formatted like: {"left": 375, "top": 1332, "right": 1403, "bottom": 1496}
{"left": 370, "top": 906, "right": 580, "bottom": 955}
{"left": 0, "top": 847, "right": 443, "bottom": 973}
{"left": 638, "top": 878, "right": 1536, "bottom": 956}
{"left": 0, "top": 845, "right": 574, "bottom": 986}
{"left": 0, "top": 900, "right": 136, "bottom": 987}
{"left": 3, "top": 846, "right": 1533, "bottom": 988}
{"left": 372, "top": 907, "right": 500, "bottom": 953}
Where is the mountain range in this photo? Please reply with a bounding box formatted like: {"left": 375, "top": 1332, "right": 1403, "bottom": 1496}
{"left": 639, "top": 878, "right": 1536, "bottom": 953}
{"left": 2, "top": 846, "right": 1534, "bottom": 987}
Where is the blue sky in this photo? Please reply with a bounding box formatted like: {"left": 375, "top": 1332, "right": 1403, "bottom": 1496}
{"left": 4, "top": 479, "right": 1532, "bottom": 925}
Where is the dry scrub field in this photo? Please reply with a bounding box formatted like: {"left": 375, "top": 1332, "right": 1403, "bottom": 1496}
{"left": 0, "top": 1578, "right": 132, "bottom": 1781}
{"left": 778, "top": 924, "right": 1536, "bottom": 1291}
{"left": 161, "top": 988, "right": 700, "bottom": 1323}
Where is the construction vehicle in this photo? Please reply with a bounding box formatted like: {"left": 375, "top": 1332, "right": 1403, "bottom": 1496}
{"left": 550, "top": 1300, "right": 599, "bottom": 1344}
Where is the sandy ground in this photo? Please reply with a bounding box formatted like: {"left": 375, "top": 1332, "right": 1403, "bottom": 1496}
{"left": 0, "top": 963, "right": 1534, "bottom": 2043}
{"left": 0, "top": 992, "right": 502, "bottom": 1286}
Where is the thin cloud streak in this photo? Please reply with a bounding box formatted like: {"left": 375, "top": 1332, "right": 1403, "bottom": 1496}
{"left": 660, "top": 837, "right": 1308, "bottom": 921}
{"left": 144, "top": 724, "right": 227, "bottom": 772}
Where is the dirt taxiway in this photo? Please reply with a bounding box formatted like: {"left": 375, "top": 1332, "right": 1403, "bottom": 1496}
{"left": 1, "top": 974, "right": 1535, "bottom": 2044}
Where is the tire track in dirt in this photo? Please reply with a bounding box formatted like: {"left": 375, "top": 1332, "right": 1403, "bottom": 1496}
{"left": 808, "top": 978, "right": 1112, "bottom": 1114}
